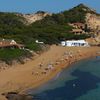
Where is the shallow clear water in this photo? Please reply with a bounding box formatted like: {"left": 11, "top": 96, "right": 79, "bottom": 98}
{"left": 28, "top": 57, "right": 100, "bottom": 100}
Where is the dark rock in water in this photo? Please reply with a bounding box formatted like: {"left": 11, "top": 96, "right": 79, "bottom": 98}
{"left": 2, "top": 92, "right": 34, "bottom": 100}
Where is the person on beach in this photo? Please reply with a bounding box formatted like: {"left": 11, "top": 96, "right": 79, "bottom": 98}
{"left": 55, "top": 61, "right": 60, "bottom": 65}
{"left": 38, "top": 62, "right": 43, "bottom": 68}
{"left": 69, "top": 54, "right": 73, "bottom": 58}
{"left": 41, "top": 70, "right": 47, "bottom": 74}
{"left": 64, "top": 56, "right": 69, "bottom": 61}
{"left": 32, "top": 71, "right": 34, "bottom": 75}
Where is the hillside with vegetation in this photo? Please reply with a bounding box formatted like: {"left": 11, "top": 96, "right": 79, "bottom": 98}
{"left": 0, "top": 4, "right": 99, "bottom": 63}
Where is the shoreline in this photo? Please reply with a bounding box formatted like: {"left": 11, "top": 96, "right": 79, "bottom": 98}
{"left": 5, "top": 53, "right": 99, "bottom": 100}
{"left": 21, "top": 49, "right": 98, "bottom": 94}
{"left": 0, "top": 45, "right": 100, "bottom": 100}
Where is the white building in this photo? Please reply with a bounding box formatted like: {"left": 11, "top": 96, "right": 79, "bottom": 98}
{"left": 61, "top": 40, "right": 89, "bottom": 47}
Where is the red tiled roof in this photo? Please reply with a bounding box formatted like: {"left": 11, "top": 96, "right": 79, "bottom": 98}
{"left": 72, "top": 29, "right": 83, "bottom": 32}
{"left": 0, "top": 44, "right": 24, "bottom": 48}
{"left": 0, "top": 40, "right": 24, "bottom": 48}
{"left": 73, "top": 22, "right": 84, "bottom": 26}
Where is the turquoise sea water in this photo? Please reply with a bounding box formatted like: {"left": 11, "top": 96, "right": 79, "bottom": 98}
{"left": 28, "top": 57, "right": 100, "bottom": 100}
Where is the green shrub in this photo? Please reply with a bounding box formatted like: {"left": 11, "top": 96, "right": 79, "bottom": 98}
{"left": 0, "top": 49, "right": 32, "bottom": 64}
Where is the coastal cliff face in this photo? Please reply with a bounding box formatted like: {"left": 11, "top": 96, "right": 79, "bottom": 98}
{"left": 86, "top": 13, "right": 100, "bottom": 30}
{"left": 86, "top": 13, "right": 100, "bottom": 43}
{"left": 19, "top": 11, "right": 52, "bottom": 24}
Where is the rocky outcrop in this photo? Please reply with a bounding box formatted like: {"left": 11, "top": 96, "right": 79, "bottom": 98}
{"left": 85, "top": 13, "right": 100, "bottom": 43}
{"left": 86, "top": 13, "right": 100, "bottom": 30}
{"left": 21, "top": 11, "right": 52, "bottom": 24}
{"left": 2, "top": 92, "right": 34, "bottom": 100}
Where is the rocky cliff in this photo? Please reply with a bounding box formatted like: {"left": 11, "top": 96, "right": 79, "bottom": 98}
{"left": 86, "top": 13, "right": 100, "bottom": 30}
{"left": 20, "top": 11, "right": 52, "bottom": 24}
{"left": 86, "top": 13, "right": 100, "bottom": 43}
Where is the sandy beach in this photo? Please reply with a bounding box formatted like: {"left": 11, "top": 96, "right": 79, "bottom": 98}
{"left": 0, "top": 45, "right": 100, "bottom": 100}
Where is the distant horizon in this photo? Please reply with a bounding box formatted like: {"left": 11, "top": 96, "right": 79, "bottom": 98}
{"left": 0, "top": 0, "right": 100, "bottom": 14}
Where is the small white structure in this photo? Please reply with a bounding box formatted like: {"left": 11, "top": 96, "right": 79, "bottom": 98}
{"left": 61, "top": 40, "right": 89, "bottom": 47}
{"left": 35, "top": 40, "right": 44, "bottom": 44}
{"left": 10, "top": 40, "right": 17, "bottom": 44}
{"left": 61, "top": 41, "right": 66, "bottom": 46}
